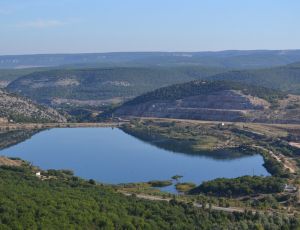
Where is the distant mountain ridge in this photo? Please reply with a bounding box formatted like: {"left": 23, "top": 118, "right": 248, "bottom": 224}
{"left": 1, "top": 50, "right": 300, "bottom": 69}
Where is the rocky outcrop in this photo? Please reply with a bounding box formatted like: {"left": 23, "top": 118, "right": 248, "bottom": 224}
{"left": 0, "top": 89, "right": 67, "bottom": 123}
{"left": 113, "top": 89, "right": 300, "bottom": 123}
{"left": 113, "top": 90, "right": 263, "bottom": 122}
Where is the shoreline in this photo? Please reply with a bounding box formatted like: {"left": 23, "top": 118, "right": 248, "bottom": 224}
{"left": 0, "top": 122, "right": 127, "bottom": 130}
{"left": 2, "top": 117, "right": 300, "bottom": 129}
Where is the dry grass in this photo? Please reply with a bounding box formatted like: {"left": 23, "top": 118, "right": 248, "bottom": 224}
{"left": 0, "top": 156, "right": 23, "bottom": 167}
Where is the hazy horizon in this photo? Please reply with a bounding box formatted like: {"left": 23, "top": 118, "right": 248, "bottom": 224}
{"left": 1, "top": 49, "right": 300, "bottom": 57}
{"left": 1, "top": 0, "right": 299, "bottom": 55}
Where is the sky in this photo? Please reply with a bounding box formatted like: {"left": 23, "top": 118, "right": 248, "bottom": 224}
{"left": 0, "top": 0, "right": 299, "bottom": 55}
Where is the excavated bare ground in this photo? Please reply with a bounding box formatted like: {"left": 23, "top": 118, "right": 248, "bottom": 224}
{"left": 0, "top": 156, "right": 23, "bottom": 167}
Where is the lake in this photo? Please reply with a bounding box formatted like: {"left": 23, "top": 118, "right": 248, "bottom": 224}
{"left": 0, "top": 127, "right": 269, "bottom": 192}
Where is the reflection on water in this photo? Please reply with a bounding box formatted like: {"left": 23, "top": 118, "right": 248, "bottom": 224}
{"left": 121, "top": 127, "right": 252, "bottom": 160}
{"left": 0, "top": 128, "right": 269, "bottom": 193}
{"left": 0, "top": 129, "right": 42, "bottom": 150}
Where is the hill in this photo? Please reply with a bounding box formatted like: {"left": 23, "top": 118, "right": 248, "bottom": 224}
{"left": 0, "top": 67, "right": 53, "bottom": 88}
{"left": 287, "top": 61, "right": 300, "bottom": 68}
{"left": 1, "top": 50, "right": 300, "bottom": 69}
{"left": 0, "top": 89, "right": 66, "bottom": 123}
{"left": 110, "top": 80, "right": 300, "bottom": 123}
{"left": 207, "top": 63, "right": 300, "bottom": 94}
{"left": 6, "top": 67, "right": 225, "bottom": 108}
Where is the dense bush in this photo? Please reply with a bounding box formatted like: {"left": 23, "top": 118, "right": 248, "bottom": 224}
{"left": 148, "top": 180, "right": 172, "bottom": 187}
{"left": 0, "top": 166, "right": 297, "bottom": 229}
{"left": 189, "top": 176, "right": 285, "bottom": 197}
{"left": 263, "top": 156, "right": 290, "bottom": 178}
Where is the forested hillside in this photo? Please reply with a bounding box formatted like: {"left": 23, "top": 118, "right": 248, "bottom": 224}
{"left": 123, "top": 80, "right": 286, "bottom": 106}
{"left": 4, "top": 58, "right": 300, "bottom": 114}
{"left": 207, "top": 63, "right": 300, "bottom": 94}
{"left": 4, "top": 56, "right": 300, "bottom": 121}
{"left": 0, "top": 68, "right": 52, "bottom": 88}
{"left": 7, "top": 67, "right": 225, "bottom": 106}
{"left": 0, "top": 163, "right": 298, "bottom": 229}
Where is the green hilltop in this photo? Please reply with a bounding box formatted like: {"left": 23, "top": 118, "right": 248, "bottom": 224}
{"left": 207, "top": 62, "right": 300, "bottom": 94}
{"left": 123, "top": 80, "right": 286, "bottom": 106}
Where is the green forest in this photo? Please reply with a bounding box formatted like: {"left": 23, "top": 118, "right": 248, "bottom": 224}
{"left": 1, "top": 164, "right": 299, "bottom": 229}
{"left": 208, "top": 64, "right": 300, "bottom": 94}
{"left": 189, "top": 176, "right": 285, "bottom": 197}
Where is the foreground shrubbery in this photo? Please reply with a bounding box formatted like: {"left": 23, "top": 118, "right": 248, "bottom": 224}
{"left": 148, "top": 180, "right": 173, "bottom": 187}
{"left": 0, "top": 166, "right": 298, "bottom": 229}
{"left": 189, "top": 176, "right": 285, "bottom": 197}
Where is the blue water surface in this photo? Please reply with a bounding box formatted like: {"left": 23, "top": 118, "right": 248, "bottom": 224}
{"left": 1, "top": 128, "right": 269, "bottom": 192}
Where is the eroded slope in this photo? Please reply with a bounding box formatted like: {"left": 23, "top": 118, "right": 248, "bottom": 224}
{"left": 112, "top": 81, "right": 299, "bottom": 123}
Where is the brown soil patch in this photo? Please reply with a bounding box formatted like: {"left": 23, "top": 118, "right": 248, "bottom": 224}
{"left": 289, "top": 142, "right": 300, "bottom": 149}
{"left": 0, "top": 156, "right": 23, "bottom": 167}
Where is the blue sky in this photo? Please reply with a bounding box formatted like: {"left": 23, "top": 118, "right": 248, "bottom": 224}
{"left": 0, "top": 0, "right": 299, "bottom": 55}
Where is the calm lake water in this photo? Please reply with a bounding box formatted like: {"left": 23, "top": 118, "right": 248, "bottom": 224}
{"left": 1, "top": 128, "right": 269, "bottom": 192}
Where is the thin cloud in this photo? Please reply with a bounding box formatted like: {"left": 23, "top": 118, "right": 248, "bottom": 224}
{"left": 17, "top": 19, "right": 67, "bottom": 29}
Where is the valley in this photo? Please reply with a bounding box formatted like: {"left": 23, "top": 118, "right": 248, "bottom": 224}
{"left": 2, "top": 1, "right": 300, "bottom": 228}
{"left": 1, "top": 118, "right": 300, "bottom": 197}
{"left": 2, "top": 54, "right": 300, "bottom": 123}
{"left": 1, "top": 118, "right": 300, "bottom": 228}
{"left": 0, "top": 125, "right": 269, "bottom": 193}
{"left": 1, "top": 52, "right": 300, "bottom": 229}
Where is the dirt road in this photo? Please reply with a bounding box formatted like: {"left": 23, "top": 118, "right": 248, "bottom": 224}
{"left": 0, "top": 122, "right": 126, "bottom": 130}
{"left": 122, "top": 192, "right": 245, "bottom": 213}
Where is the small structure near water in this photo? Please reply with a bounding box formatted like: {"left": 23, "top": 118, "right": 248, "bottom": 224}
{"left": 284, "top": 184, "right": 297, "bottom": 192}
{"left": 218, "top": 122, "right": 226, "bottom": 129}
